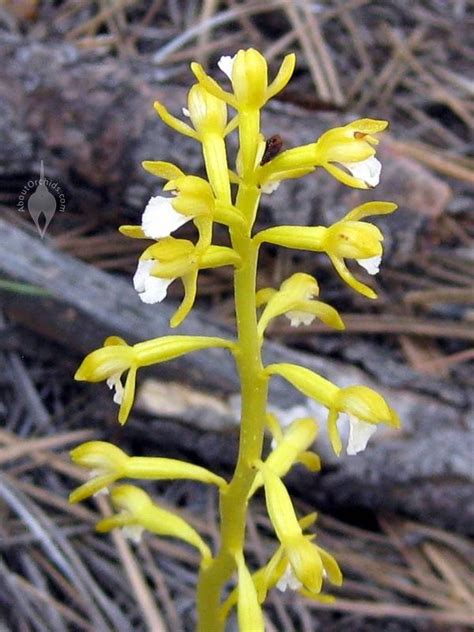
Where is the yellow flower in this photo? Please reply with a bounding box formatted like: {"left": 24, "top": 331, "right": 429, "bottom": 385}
{"left": 259, "top": 464, "right": 342, "bottom": 593}
{"left": 75, "top": 336, "right": 137, "bottom": 424}
{"left": 69, "top": 440, "right": 227, "bottom": 503}
{"left": 258, "top": 118, "right": 387, "bottom": 191}
{"left": 256, "top": 272, "right": 344, "bottom": 336}
{"left": 69, "top": 441, "right": 128, "bottom": 503}
{"left": 313, "top": 118, "right": 387, "bottom": 188}
{"left": 132, "top": 237, "right": 240, "bottom": 326}
{"left": 96, "top": 485, "right": 211, "bottom": 560}
{"left": 255, "top": 202, "right": 397, "bottom": 298}
{"left": 327, "top": 385, "right": 400, "bottom": 456}
{"left": 121, "top": 165, "right": 246, "bottom": 243}
{"left": 75, "top": 334, "right": 234, "bottom": 424}
{"left": 265, "top": 363, "right": 401, "bottom": 456}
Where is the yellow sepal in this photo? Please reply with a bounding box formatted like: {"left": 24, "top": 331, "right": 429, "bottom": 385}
{"left": 154, "top": 100, "right": 197, "bottom": 139}
{"left": 142, "top": 160, "right": 185, "bottom": 180}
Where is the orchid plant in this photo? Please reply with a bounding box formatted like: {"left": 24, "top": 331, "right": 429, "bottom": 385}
{"left": 70, "top": 49, "right": 400, "bottom": 631}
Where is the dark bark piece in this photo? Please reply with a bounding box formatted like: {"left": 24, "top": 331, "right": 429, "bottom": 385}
{"left": 0, "top": 218, "right": 472, "bottom": 534}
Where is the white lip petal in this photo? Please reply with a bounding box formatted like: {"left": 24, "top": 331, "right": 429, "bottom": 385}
{"left": 121, "top": 524, "right": 144, "bottom": 544}
{"left": 133, "top": 259, "right": 154, "bottom": 293}
{"left": 276, "top": 563, "right": 303, "bottom": 592}
{"left": 261, "top": 180, "right": 281, "bottom": 195}
{"left": 357, "top": 254, "right": 382, "bottom": 275}
{"left": 106, "top": 372, "right": 124, "bottom": 404}
{"left": 347, "top": 414, "right": 377, "bottom": 455}
{"left": 141, "top": 195, "right": 191, "bottom": 239}
{"left": 133, "top": 259, "right": 174, "bottom": 304}
{"left": 217, "top": 55, "right": 235, "bottom": 80}
{"left": 286, "top": 310, "right": 316, "bottom": 327}
{"left": 342, "top": 156, "right": 381, "bottom": 187}
{"left": 182, "top": 107, "right": 190, "bottom": 117}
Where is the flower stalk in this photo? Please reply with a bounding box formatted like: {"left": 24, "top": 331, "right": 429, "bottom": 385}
{"left": 69, "top": 48, "right": 400, "bottom": 631}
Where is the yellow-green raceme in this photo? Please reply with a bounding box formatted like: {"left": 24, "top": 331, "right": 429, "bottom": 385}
{"left": 70, "top": 48, "right": 400, "bottom": 632}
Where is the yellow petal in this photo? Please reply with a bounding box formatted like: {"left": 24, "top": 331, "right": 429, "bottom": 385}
{"left": 154, "top": 101, "right": 198, "bottom": 139}
{"left": 119, "top": 225, "right": 147, "bottom": 239}
{"left": 266, "top": 53, "right": 296, "bottom": 100}
{"left": 286, "top": 537, "right": 324, "bottom": 593}
{"left": 329, "top": 255, "right": 377, "bottom": 299}
{"left": 344, "top": 201, "right": 397, "bottom": 221}
{"left": 118, "top": 366, "right": 136, "bottom": 425}
{"left": 142, "top": 160, "right": 185, "bottom": 180}
{"left": 170, "top": 270, "right": 198, "bottom": 328}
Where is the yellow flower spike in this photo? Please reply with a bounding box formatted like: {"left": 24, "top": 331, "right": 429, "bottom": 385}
{"left": 249, "top": 417, "right": 319, "bottom": 497}
{"left": 69, "top": 441, "right": 128, "bottom": 503}
{"left": 235, "top": 553, "right": 265, "bottom": 632}
{"left": 257, "top": 273, "right": 345, "bottom": 336}
{"left": 265, "top": 363, "right": 339, "bottom": 408}
{"left": 96, "top": 485, "right": 211, "bottom": 560}
{"left": 76, "top": 335, "right": 233, "bottom": 424}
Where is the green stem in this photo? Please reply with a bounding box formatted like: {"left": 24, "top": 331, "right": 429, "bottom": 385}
{"left": 196, "top": 185, "right": 267, "bottom": 632}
